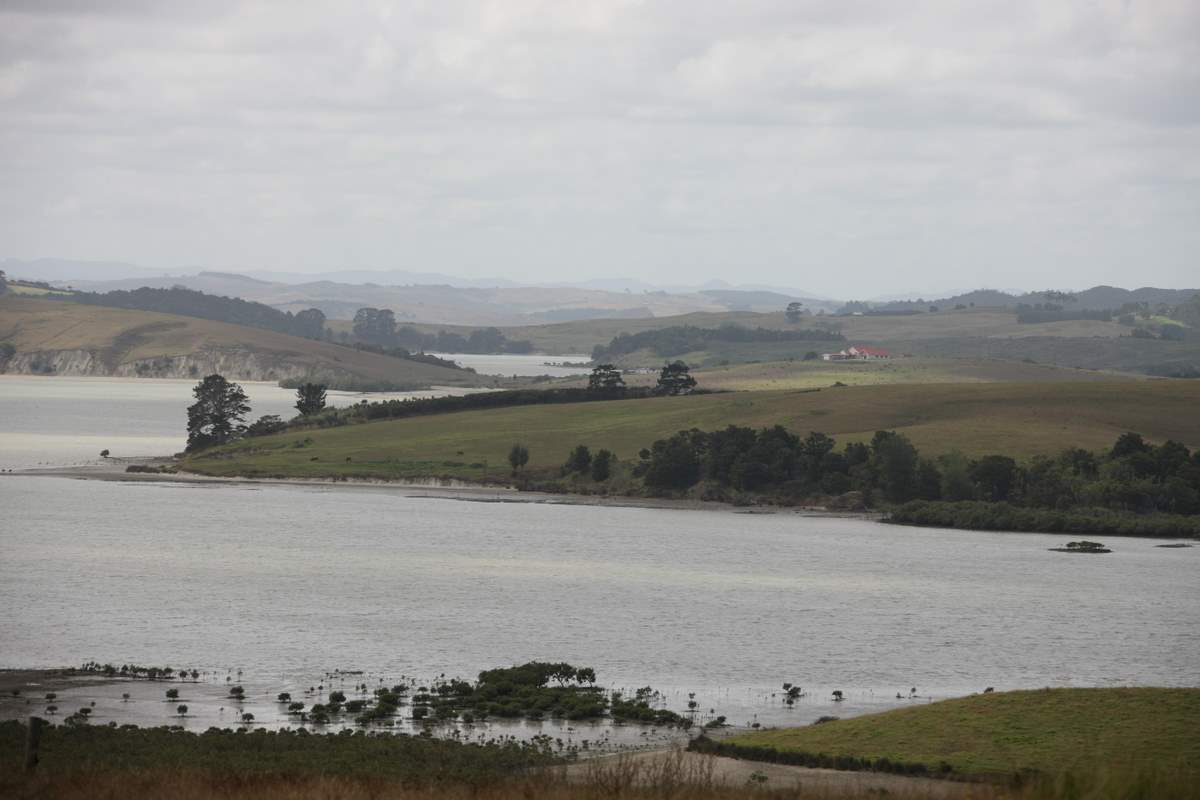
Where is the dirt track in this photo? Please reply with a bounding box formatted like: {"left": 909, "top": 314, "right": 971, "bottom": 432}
{"left": 561, "top": 749, "right": 999, "bottom": 799}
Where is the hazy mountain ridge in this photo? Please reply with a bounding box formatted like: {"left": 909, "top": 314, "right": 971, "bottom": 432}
{"left": 876, "top": 285, "right": 1199, "bottom": 312}
{"left": 8, "top": 260, "right": 826, "bottom": 326}
{"left": 4, "top": 257, "right": 1195, "bottom": 327}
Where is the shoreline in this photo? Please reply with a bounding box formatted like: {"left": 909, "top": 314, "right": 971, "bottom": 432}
{"left": 2, "top": 460, "right": 884, "bottom": 519}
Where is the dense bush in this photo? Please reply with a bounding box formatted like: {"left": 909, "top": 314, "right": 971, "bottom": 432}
{"left": 888, "top": 501, "right": 1200, "bottom": 537}
{"left": 632, "top": 427, "right": 1200, "bottom": 536}
{"left": 688, "top": 736, "right": 943, "bottom": 777}
{"left": 0, "top": 720, "right": 558, "bottom": 784}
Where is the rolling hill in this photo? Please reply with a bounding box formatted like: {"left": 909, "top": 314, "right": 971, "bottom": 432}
{"left": 0, "top": 296, "right": 484, "bottom": 390}
{"left": 185, "top": 380, "right": 1200, "bottom": 481}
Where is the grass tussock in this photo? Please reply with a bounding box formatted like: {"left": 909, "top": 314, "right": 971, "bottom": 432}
{"left": 6, "top": 761, "right": 1198, "bottom": 800}
{"left": 3, "top": 741, "right": 1196, "bottom": 800}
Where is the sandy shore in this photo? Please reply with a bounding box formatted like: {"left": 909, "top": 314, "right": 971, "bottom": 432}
{"left": 3, "top": 460, "right": 882, "bottom": 519}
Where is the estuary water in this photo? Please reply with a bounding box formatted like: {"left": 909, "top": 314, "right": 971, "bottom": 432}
{"left": 431, "top": 352, "right": 591, "bottom": 378}
{"left": 0, "top": 375, "right": 482, "bottom": 470}
{"left": 0, "top": 376, "right": 1198, "bottom": 737}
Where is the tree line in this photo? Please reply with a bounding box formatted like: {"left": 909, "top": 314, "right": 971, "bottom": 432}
{"left": 592, "top": 323, "right": 844, "bottom": 360}
{"left": 64, "top": 286, "right": 329, "bottom": 340}
{"left": 631, "top": 426, "right": 1200, "bottom": 522}
{"left": 185, "top": 363, "right": 699, "bottom": 451}
{"left": 277, "top": 363, "right": 698, "bottom": 430}
{"left": 351, "top": 308, "right": 534, "bottom": 354}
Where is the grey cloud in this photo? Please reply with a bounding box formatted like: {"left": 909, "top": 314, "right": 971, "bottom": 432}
{"left": 0, "top": 0, "right": 1196, "bottom": 296}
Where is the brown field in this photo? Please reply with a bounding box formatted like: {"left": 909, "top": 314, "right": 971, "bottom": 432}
{"left": 0, "top": 296, "right": 482, "bottom": 386}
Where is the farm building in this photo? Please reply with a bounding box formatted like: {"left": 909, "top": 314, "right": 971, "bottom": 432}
{"left": 822, "top": 345, "right": 892, "bottom": 361}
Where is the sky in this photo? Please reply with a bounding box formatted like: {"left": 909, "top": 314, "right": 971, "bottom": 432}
{"left": 1, "top": 0, "right": 1197, "bottom": 297}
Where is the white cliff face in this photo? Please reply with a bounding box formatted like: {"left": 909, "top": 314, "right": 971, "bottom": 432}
{"left": 3, "top": 347, "right": 327, "bottom": 382}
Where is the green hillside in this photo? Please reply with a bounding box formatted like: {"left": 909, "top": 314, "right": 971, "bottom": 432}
{"left": 719, "top": 688, "right": 1200, "bottom": 781}
{"left": 185, "top": 380, "right": 1200, "bottom": 481}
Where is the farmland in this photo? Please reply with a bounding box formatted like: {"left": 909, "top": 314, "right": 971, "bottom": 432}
{"left": 185, "top": 380, "right": 1200, "bottom": 481}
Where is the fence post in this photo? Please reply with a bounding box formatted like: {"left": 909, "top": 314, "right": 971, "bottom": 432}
{"left": 25, "top": 716, "right": 44, "bottom": 772}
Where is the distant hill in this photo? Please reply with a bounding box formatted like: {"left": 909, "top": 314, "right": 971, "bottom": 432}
{"left": 0, "top": 296, "right": 484, "bottom": 391}
{"left": 32, "top": 271, "right": 833, "bottom": 325}
{"left": 875, "top": 285, "right": 1199, "bottom": 312}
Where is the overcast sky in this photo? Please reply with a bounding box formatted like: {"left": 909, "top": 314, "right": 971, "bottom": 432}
{"left": 1, "top": 1, "right": 1197, "bottom": 296}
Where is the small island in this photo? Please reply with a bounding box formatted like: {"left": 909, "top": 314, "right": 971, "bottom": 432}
{"left": 1049, "top": 540, "right": 1111, "bottom": 554}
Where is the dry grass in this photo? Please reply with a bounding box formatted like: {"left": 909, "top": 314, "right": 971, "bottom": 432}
{"left": 0, "top": 296, "right": 481, "bottom": 386}
{"left": 5, "top": 756, "right": 1193, "bottom": 800}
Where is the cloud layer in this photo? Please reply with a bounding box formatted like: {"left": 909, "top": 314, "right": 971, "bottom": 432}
{"left": 1, "top": 0, "right": 1197, "bottom": 295}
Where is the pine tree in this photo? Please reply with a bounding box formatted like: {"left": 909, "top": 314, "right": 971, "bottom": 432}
{"left": 186, "top": 374, "right": 250, "bottom": 452}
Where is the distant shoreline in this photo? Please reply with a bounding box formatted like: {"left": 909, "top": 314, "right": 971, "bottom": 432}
{"left": 3, "top": 460, "right": 881, "bottom": 519}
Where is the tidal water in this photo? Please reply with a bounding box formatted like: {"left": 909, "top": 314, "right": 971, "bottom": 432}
{"left": 1, "top": 375, "right": 1197, "bottom": 737}
{"left": 0, "top": 375, "right": 481, "bottom": 470}
{"left": 431, "top": 352, "right": 591, "bottom": 378}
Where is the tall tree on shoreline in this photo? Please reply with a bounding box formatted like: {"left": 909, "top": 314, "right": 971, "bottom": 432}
{"left": 186, "top": 374, "right": 250, "bottom": 452}
{"left": 294, "top": 382, "right": 327, "bottom": 416}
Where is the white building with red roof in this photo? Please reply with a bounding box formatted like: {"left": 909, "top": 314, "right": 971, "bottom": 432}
{"left": 822, "top": 345, "right": 892, "bottom": 361}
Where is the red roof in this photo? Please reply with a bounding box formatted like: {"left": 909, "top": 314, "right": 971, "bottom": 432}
{"left": 853, "top": 346, "right": 891, "bottom": 356}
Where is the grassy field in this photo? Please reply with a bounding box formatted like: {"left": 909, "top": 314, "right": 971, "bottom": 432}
{"left": 0, "top": 296, "right": 483, "bottom": 387}
{"left": 720, "top": 688, "right": 1200, "bottom": 781}
{"left": 588, "top": 358, "right": 1133, "bottom": 393}
{"left": 186, "top": 381, "right": 1200, "bottom": 481}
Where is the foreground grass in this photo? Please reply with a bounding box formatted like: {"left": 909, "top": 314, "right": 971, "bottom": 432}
{"left": 721, "top": 688, "right": 1200, "bottom": 781}
{"left": 187, "top": 381, "right": 1200, "bottom": 481}
{"left": 3, "top": 725, "right": 1196, "bottom": 799}
{"left": 0, "top": 721, "right": 556, "bottom": 784}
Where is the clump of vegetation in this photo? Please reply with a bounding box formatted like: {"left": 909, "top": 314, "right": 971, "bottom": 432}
{"left": 1049, "top": 540, "right": 1111, "bottom": 553}
{"left": 76, "top": 662, "right": 184, "bottom": 680}
{"left": 631, "top": 427, "right": 1200, "bottom": 537}
{"left": 125, "top": 464, "right": 177, "bottom": 474}
{"left": 335, "top": 663, "right": 689, "bottom": 729}
{"left": 0, "top": 719, "right": 560, "bottom": 784}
